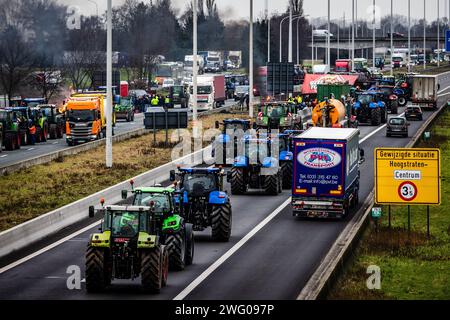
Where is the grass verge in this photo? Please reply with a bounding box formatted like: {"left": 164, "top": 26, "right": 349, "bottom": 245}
{"left": 0, "top": 111, "right": 248, "bottom": 232}
{"left": 327, "top": 108, "right": 450, "bottom": 300}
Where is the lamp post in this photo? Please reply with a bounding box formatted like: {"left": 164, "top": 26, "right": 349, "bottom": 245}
{"left": 327, "top": 0, "right": 331, "bottom": 69}
{"left": 106, "top": 0, "right": 112, "bottom": 167}
{"left": 193, "top": 0, "right": 198, "bottom": 124}
{"left": 408, "top": 0, "right": 411, "bottom": 73}
{"left": 267, "top": 0, "right": 270, "bottom": 62}
{"left": 438, "top": 0, "right": 441, "bottom": 68}
{"left": 424, "top": 0, "right": 427, "bottom": 70}
{"left": 279, "top": 14, "right": 301, "bottom": 62}
{"left": 390, "top": 0, "right": 394, "bottom": 76}
{"left": 352, "top": 0, "right": 355, "bottom": 71}
{"left": 288, "top": 2, "right": 293, "bottom": 63}
{"left": 373, "top": 0, "right": 376, "bottom": 69}
{"left": 249, "top": 0, "right": 254, "bottom": 118}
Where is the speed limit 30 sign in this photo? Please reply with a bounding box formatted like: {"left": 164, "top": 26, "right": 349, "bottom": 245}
{"left": 375, "top": 148, "right": 441, "bottom": 205}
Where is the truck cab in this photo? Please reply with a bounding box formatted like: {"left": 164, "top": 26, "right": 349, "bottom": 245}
{"left": 65, "top": 98, "right": 103, "bottom": 145}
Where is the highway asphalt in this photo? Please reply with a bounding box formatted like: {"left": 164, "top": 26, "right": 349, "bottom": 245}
{"left": 0, "top": 100, "right": 237, "bottom": 169}
{"left": 0, "top": 73, "right": 448, "bottom": 300}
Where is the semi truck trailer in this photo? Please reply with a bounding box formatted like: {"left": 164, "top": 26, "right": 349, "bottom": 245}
{"left": 291, "top": 127, "right": 363, "bottom": 219}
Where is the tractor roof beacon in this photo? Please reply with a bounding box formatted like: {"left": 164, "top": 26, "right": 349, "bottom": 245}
{"left": 86, "top": 203, "right": 169, "bottom": 293}
{"left": 170, "top": 167, "right": 232, "bottom": 242}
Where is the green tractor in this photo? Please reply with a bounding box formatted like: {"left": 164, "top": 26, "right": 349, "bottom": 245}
{"left": 256, "top": 102, "right": 303, "bottom": 131}
{"left": 0, "top": 109, "right": 21, "bottom": 150}
{"left": 114, "top": 97, "right": 135, "bottom": 122}
{"left": 86, "top": 202, "right": 170, "bottom": 293}
{"left": 39, "top": 104, "right": 65, "bottom": 139}
{"left": 122, "top": 183, "right": 194, "bottom": 271}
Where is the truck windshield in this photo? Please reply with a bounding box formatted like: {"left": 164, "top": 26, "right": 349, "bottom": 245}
{"left": 156, "top": 66, "right": 172, "bottom": 77}
{"left": 67, "top": 109, "right": 95, "bottom": 122}
{"left": 40, "top": 108, "right": 54, "bottom": 117}
{"left": 111, "top": 211, "right": 145, "bottom": 238}
{"left": 133, "top": 193, "right": 171, "bottom": 213}
{"left": 191, "top": 86, "right": 212, "bottom": 94}
{"left": 182, "top": 174, "right": 217, "bottom": 194}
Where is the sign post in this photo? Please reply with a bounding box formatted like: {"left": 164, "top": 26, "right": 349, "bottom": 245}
{"left": 375, "top": 148, "right": 441, "bottom": 236}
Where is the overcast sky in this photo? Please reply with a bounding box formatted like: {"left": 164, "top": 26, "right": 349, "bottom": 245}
{"left": 60, "top": 0, "right": 450, "bottom": 23}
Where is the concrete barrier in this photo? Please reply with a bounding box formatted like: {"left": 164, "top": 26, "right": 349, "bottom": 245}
{"left": 0, "top": 144, "right": 211, "bottom": 259}
{"left": 297, "top": 102, "right": 448, "bottom": 300}
{"left": 0, "top": 103, "right": 239, "bottom": 176}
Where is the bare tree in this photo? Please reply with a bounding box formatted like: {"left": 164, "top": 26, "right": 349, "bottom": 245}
{"left": 0, "top": 26, "right": 35, "bottom": 99}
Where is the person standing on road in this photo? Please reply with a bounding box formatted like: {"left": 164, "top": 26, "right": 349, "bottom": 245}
{"left": 29, "top": 122, "right": 36, "bottom": 145}
{"left": 151, "top": 95, "right": 159, "bottom": 107}
{"left": 164, "top": 96, "right": 171, "bottom": 108}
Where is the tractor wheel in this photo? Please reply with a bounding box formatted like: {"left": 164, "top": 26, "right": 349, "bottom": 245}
{"left": 85, "top": 246, "right": 109, "bottom": 292}
{"left": 20, "top": 130, "right": 28, "bottom": 145}
{"left": 263, "top": 174, "right": 279, "bottom": 195}
{"left": 161, "top": 246, "right": 169, "bottom": 287}
{"left": 390, "top": 102, "right": 399, "bottom": 114}
{"left": 398, "top": 97, "right": 407, "bottom": 107}
{"left": 371, "top": 108, "right": 381, "bottom": 126}
{"left": 184, "top": 223, "right": 194, "bottom": 266}
{"left": 49, "top": 124, "right": 57, "bottom": 139}
{"left": 281, "top": 162, "right": 293, "bottom": 189}
{"left": 381, "top": 109, "right": 387, "bottom": 124}
{"left": 35, "top": 126, "right": 42, "bottom": 143}
{"left": 165, "top": 230, "right": 186, "bottom": 271}
{"left": 15, "top": 133, "right": 21, "bottom": 150}
{"left": 141, "top": 246, "right": 165, "bottom": 293}
{"left": 230, "top": 167, "right": 246, "bottom": 195}
{"left": 211, "top": 203, "right": 232, "bottom": 242}
{"left": 5, "top": 133, "right": 14, "bottom": 151}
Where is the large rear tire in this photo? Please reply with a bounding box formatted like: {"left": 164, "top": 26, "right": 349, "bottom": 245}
{"left": 5, "top": 133, "right": 14, "bottom": 151}
{"left": 263, "top": 174, "right": 279, "bottom": 195}
{"left": 230, "top": 167, "right": 246, "bottom": 195}
{"left": 211, "top": 204, "right": 232, "bottom": 242}
{"left": 141, "top": 246, "right": 166, "bottom": 293}
{"left": 390, "top": 101, "right": 399, "bottom": 114}
{"left": 49, "top": 124, "right": 57, "bottom": 139}
{"left": 281, "top": 162, "right": 293, "bottom": 189}
{"left": 85, "top": 246, "right": 108, "bottom": 292}
{"left": 371, "top": 107, "right": 381, "bottom": 126}
{"left": 165, "top": 231, "right": 186, "bottom": 271}
{"left": 185, "top": 223, "right": 194, "bottom": 266}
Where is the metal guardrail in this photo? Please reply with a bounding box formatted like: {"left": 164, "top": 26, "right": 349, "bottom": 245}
{"left": 297, "top": 100, "right": 449, "bottom": 300}
{"left": 0, "top": 103, "right": 240, "bottom": 176}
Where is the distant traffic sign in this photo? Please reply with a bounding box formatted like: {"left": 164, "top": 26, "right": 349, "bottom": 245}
{"left": 375, "top": 148, "right": 441, "bottom": 205}
{"left": 446, "top": 30, "right": 450, "bottom": 52}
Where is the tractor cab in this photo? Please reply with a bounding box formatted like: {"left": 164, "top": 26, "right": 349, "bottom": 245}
{"left": 256, "top": 103, "right": 300, "bottom": 130}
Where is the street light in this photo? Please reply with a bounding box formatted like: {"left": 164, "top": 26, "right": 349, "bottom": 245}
{"left": 408, "top": 0, "right": 411, "bottom": 73}
{"left": 390, "top": 0, "right": 394, "bottom": 76}
{"left": 193, "top": 0, "right": 198, "bottom": 125}
{"left": 352, "top": 0, "right": 355, "bottom": 71}
{"left": 249, "top": 0, "right": 254, "bottom": 118}
{"left": 279, "top": 14, "right": 301, "bottom": 62}
{"left": 372, "top": 0, "right": 376, "bottom": 69}
{"left": 327, "top": 0, "right": 331, "bottom": 70}
{"left": 424, "top": 0, "right": 427, "bottom": 70}
{"left": 106, "top": 0, "right": 112, "bottom": 168}
{"left": 438, "top": 0, "right": 441, "bottom": 68}
{"left": 266, "top": 0, "right": 270, "bottom": 62}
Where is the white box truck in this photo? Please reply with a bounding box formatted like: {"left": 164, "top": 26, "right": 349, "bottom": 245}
{"left": 189, "top": 75, "right": 226, "bottom": 111}
{"left": 411, "top": 75, "right": 438, "bottom": 110}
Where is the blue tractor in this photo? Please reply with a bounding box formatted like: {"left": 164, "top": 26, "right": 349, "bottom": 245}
{"left": 228, "top": 137, "right": 282, "bottom": 195}
{"left": 213, "top": 119, "right": 252, "bottom": 167}
{"left": 278, "top": 130, "right": 304, "bottom": 189}
{"left": 352, "top": 91, "right": 387, "bottom": 126}
{"left": 170, "top": 168, "right": 232, "bottom": 242}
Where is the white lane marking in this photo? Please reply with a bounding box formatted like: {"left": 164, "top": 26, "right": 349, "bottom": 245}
{"left": 26, "top": 148, "right": 35, "bottom": 151}
{"left": 360, "top": 112, "right": 405, "bottom": 144}
{"left": 173, "top": 197, "right": 292, "bottom": 300}
{"left": 438, "top": 85, "right": 450, "bottom": 94}
{"left": 45, "top": 276, "right": 65, "bottom": 279}
{"left": 52, "top": 142, "right": 58, "bottom": 145}
{"left": 0, "top": 220, "right": 101, "bottom": 275}
{"left": 0, "top": 155, "right": 7, "bottom": 158}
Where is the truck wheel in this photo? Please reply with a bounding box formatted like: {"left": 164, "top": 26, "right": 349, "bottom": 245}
{"left": 230, "top": 167, "right": 246, "bottom": 195}
{"left": 85, "top": 246, "right": 108, "bottom": 292}
{"left": 371, "top": 107, "right": 381, "bottom": 126}
{"left": 390, "top": 102, "right": 398, "bottom": 114}
{"left": 141, "top": 246, "right": 164, "bottom": 293}
{"left": 165, "top": 230, "right": 186, "bottom": 271}
{"left": 211, "top": 203, "right": 232, "bottom": 242}
{"left": 281, "top": 162, "right": 293, "bottom": 189}
{"left": 263, "top": 174, "right": 279, "bottom": 195}
{"left": 184, "top": 223, "right": 194, "bottom": 266}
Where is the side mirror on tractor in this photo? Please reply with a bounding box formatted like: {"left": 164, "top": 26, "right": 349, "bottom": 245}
{"left": 226, "top": 171, "right": 232, "bottom": 183}
{"left": 169, "top": 170, "right": 176, "bottom": 182}
{"left": 215, "top": 121, "right": 220, "bottom": 129}
{"left": 89, "top": 206, "right": 95, "bottom": 218}
{"left": 121, "top": 190, "right": 128, "bottom": 200}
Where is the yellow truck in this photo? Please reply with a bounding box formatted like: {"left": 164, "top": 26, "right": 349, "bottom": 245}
{"left": 65, "top": 94, "right": 116, "bottom": 146}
